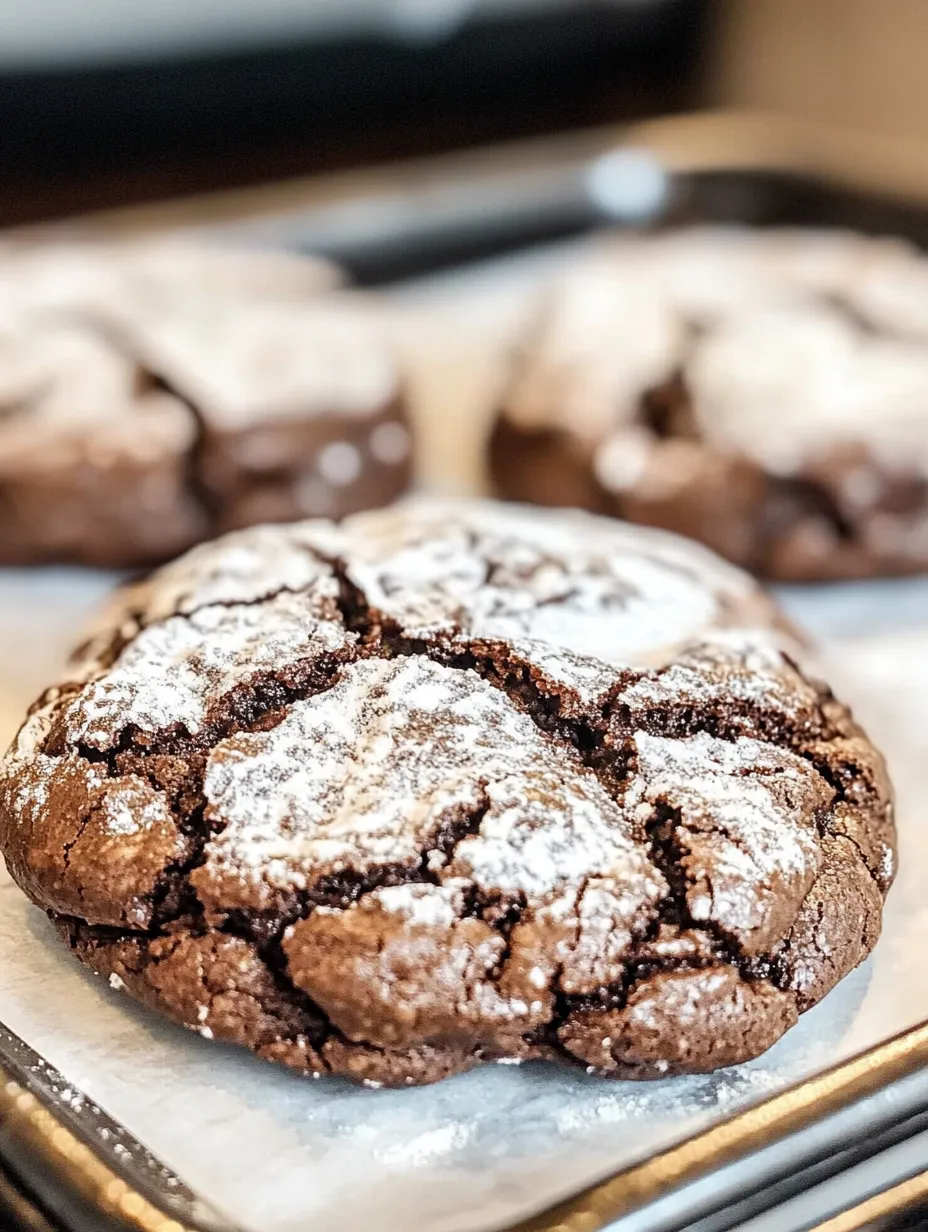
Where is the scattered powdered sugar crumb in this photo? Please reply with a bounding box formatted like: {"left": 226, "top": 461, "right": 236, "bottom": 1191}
{"left": 372, "top": 884, "right": 462, "bottom": 927}
{"left": 101, "top": 787, "right": 171, "bottom": 837}
{"left": 880, "top": 844, "right": 897, "bottom": 883}
{"left": 108, "top": 972, "right": 126, "bottom": 991}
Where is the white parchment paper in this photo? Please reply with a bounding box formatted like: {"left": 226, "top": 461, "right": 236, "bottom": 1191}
{"left": 0, "top": 257, "right": 927, "bottom": 1232}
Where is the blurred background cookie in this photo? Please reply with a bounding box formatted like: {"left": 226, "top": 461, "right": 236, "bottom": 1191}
{"left": 491, "top": 227, "right": 928, "bottom": 581}
{"left": 0, "top": 241, "right": 412, "bottom": 566}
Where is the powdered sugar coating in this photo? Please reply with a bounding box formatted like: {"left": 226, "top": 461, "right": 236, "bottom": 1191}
{"left": 328, "top": 500, "right": 781, "bottom": 685}
{"left": 0, "top": 238, "right": 339, "bottom": 320}
{"left": 198, "top": 656, "right": 661, "bottom": 915}
{"left": 689, "top": 302, "right": 928, "bottom": 475}
{"left": 615, "top": 632, "right": 823, "bottom": 724}
{"left": 67, "top": 590, "right": 350, "bottom": 749}
{"left": 116, "top": 296, "right": 399, "bottom": 429}
{"left": 504, "top": 264, "right": 685, "bottom": 444}
{"left": 0, "top": 239, "right": 343, "bottom": 451}
{"left": 626, "top": 731, "right": 830, "bottom": 954}
{"left": 0, "top": 238, "right": 411, "bottom": 569}
{"left": 495, "top": 226, "right": 928, "bottom": 581}
{"left": 101, "top": 522, "right": 343, "bottom": 624}
{"left": 0, "top": 318, "right": 194, "bottom": 469}
{"left": 0, "top": 498, "right": 895, "bottom": 1086}
{"left": 504, "top": 227, "right": 928, "bottom": 470}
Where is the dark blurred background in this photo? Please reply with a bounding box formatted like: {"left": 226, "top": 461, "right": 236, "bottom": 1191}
{"left": 3, "top": 0, "right": 928, "bottom": 230}
{"left": 0, "top": 0, "right": 712, "bottom": 225}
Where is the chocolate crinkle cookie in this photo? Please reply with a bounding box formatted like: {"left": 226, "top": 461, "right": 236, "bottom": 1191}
{"left": 0, "top": 239, "right": 412, "bottom": 566}
{"left": 492, "top": 226, "right": 928, "bottom": 580}
{"left": 0, "top": 501, "right": 894, "bottom": 1087}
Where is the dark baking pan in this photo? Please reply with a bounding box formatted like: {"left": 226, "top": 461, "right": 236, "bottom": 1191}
{"left": 17, "top": 111, "right": 928, "bottom": 279}
{"left": 200, "top": 111, "right": 928, "bottom": 282}
{"left": 7, "top": 112, "right": 928, "bottom": 1232}
{"left": 282, "top": 156, "right": 928, "bottom": 286}
{"left": 30, "top": 109, "right": 928, "bottom": 280}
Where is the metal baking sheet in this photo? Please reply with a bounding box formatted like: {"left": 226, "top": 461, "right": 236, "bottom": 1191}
{"left": 1, "top": 250, "right": 928, "bottom": 1232}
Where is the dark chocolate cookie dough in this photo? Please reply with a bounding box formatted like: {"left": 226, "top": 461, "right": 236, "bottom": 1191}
{"left": 0, "top": 240, "right": 412, "bottom": 566}
{"left": 0, "top": 501, "right": 894, "bottom": 1086}
{"left": 491, "top": 227, "right": 928, "bottom": 580}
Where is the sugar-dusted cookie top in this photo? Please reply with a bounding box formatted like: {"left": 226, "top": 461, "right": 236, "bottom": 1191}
{"left": 494, "top": 226, "right": 928, "bottom": 580}
{"left": 0, "top": 239, "right": 411, "bottom": 566}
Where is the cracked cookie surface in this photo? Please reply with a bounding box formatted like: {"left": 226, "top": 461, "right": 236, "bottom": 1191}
{"left": 0, "top": 239, "right": 411, "bottom": 566}
{"left": 492, "top": 226, "right": 928, "bottom": 580}
{"left": 0, "top": 500, "right": 895, "bottom": 1086}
